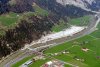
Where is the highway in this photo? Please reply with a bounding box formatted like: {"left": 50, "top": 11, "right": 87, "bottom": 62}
{"left": 0, "top": 14, "right": 100, "bottom": 67}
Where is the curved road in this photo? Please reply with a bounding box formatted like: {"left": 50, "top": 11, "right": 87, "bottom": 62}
{"left": 0, "top": 14, "right": 100, "bottom": 67}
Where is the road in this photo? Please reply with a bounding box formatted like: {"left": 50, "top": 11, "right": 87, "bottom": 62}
{"left": 0, "top": 14, "right": 100, "bottom": 67}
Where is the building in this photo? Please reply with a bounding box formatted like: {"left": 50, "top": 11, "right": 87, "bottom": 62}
{"left": 42, "top": 60, "right": 64, "bottom": 67}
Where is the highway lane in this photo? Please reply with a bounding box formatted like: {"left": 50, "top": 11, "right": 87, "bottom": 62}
{"left": 1, "top": 14, "right": 100, "bottom": 67}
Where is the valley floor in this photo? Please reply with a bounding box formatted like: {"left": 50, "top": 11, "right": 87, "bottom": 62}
{"left": 0, "top": 14, "right": 100, "bottom": 67}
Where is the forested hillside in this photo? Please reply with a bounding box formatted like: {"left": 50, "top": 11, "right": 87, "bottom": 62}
{"left": 0, "top": 14, "right": 59, "bottom": 58}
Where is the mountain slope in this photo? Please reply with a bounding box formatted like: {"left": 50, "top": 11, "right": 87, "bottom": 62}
{"left": 0, "top": 14, "right": 56, "bottom": 58}
{"left": 35, "top": 0, "right": 93, "bottom": 18}
{"left": 0, "top": 0, "right": 96, "bottom": 59}
{"left": 9, "top": 0, "right": 34, "bottom": 13}
{"left": 56, "top": 0, "right": 100, "bottom": 11}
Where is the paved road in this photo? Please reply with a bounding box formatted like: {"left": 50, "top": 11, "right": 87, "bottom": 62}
{"left": 1, "top": 14, "right": 100, "bottom": 67}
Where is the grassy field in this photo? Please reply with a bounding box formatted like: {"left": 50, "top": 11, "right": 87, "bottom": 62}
{"left": 51, "top": 15, "right": 91, "bottom": 32}
{"left": 0, "top": 12, "right": 21, "bottom": 35}
{"left": 91, "top": 22, "right": 100, "bottom": 38}
{"left": 14, "top": 33, "right": 100, "bottom": 67}
{"left": 64, "top": 64, "right": 72, "bottom": 67}
{"left": 69, "top": 15, "right": 90, "bottom": 26}
{"left": 32, "top": 4, "right": 49, "bottom": 16}
{"left": 0, "top": 12, "right": 20, "bottom": 27}
{"left": 44, "top": 34, "right": 100, "bottom": 67}
{"left": 54, "top": 53, "right": 89, "bottom": 67}
{"left": 12, "top": 55, "right": 51, "bottom": 67}
{"left": 0, "top": 5, "right": 48, "bottom": 27}
{"left": 29, "top": 58, "right": 51, "bottom": 67}
{"left": 52, "top": 19, "right": 69, "bottom": 32}
{"left": 0, "top": 4, "right": 49, "bottom": 36}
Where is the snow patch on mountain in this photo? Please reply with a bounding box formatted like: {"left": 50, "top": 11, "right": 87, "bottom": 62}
{"left": 85, "top": 0, "right": 95, "bottom": 4}
{"left": 56, "top": 0, "right": 98, "bottom": 11}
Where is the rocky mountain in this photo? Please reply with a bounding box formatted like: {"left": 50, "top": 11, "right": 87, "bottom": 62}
{"left": 0, "top": 0, "right": 100, "bottom": 14}
{"left": 56, "top": 0, "right": 100, "bottom": 11}
{"left": 35, "top": 0, "right": 93, "bottom": 18}
{"left": 88, "top": 0, "right": 100, "bottom": 11}
{"left": 1, "top": 0, "right": 98, "bottom": 16}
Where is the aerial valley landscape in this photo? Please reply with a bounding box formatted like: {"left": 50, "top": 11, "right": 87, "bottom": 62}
{"left": 0, "top": 0, "right": 100, "bottom": 67}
